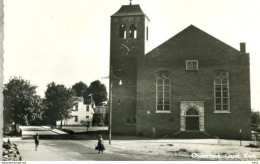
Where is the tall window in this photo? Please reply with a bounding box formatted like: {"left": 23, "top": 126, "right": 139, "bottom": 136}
{"left": 214, "top": 72, "right": 230, "bottom": 111}
{"left": 75, "top": 104, "right": 78, "bottom": 111}
{"left": 119, "top": 24, "right": 126, "bottom": 39}
{"left": 74, "top": 116, "right": 78, "bottom": 122}
{"left": 156, "top": 72, "right": 171, "bottom": 111}
{"left": 130, "top": 24, "right": 137, "bottom": 39}
{"left": 86, "top": 106, "right": 89, "bottom": 112}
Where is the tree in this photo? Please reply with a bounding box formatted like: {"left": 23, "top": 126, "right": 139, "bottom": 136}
{"left": 92, "top": 113, "right": 104, "bottom": 126}
{"left": 252, "top": 110, "right": 260, "bottom": 125}
{"left": 3, "top": 77, "right": 43, "bottom": 133}
{"left": 44, "top": 82, "right": 75, "bottom": 128}
{"left": 84, "top": 80, "right": 107, "bottom": 106}
{"left": 72, "top": 81, "right": 88, "bottom": 97}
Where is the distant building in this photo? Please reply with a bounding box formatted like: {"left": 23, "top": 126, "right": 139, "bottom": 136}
{"left": 109, "top": 3, "right": 251, "bottom": 139}
{"left": 57, "top": 97, "right": 95, "bottom": 126}
{"left": 91, "top": 104, "right": 108, "bottom": 126}
{"left": 95, "top": 106, "right": 108, "bottom": 116}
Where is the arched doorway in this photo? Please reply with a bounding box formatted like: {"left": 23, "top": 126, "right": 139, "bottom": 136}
{"left": 185, "top": 108, "right": 200, "bottom": 131}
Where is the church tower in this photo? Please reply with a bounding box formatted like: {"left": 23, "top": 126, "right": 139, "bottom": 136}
{"left": 110, "top": 2, "right": 149, "bottom": 134}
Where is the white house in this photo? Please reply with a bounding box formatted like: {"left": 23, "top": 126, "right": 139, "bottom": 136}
{"left": 57, "top": 96, "right": 95, "bottom": 126}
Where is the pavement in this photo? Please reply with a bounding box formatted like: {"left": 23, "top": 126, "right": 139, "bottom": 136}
{"left": 3, "top": 138, "right": 197, "bottom": 161}
{"left": 4, "top": 137, "right": 258, "bottom": 161}
{"left": 60, "top": 126, "right": 108, "bottom": 133}
{"left": 41, "top": 126, "right": 68, "bottom": 134}
{"left": 19, "top": 126, "right": 67, "bottom": 139}
{"left": 4, "top": 126, "right": 258, "bottom": 161}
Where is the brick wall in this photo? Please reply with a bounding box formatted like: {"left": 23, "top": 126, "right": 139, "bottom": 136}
{"left": 136, "top": 25, "right": 251, "bottom": 139}
{"left": 110, "top": 14, "right": 149, "bottom": 135}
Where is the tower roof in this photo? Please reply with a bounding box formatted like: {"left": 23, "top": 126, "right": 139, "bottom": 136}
{"left": 111, "top": 4, "right": 148, "bottom": 19}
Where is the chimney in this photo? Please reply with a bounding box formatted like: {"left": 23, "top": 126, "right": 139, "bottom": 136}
{"left": 240, "top": 43, "right": 246, "bottom": 54}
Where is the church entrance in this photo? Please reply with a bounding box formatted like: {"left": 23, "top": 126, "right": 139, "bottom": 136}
{"left": 185, "top": 108, "right": 199, "bottom": 131}
{"left": 180, "top": 101, "right": 205, "bottom": 132}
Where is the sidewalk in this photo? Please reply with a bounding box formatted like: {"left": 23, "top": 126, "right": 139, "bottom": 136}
{"left": 20, "top": 126, "right": 59, "bottom": 139}
{"left": 60, "top": 126, "right": 108, "bottom": 133}
{"left": 154, "top": 139, "right": 253, "bottom": 146}
{"left": 41, "top": 126, "right": 68, "bottom": 134}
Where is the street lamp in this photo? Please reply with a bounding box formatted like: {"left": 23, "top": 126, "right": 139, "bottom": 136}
{"left": 109, "top": 66, "right": 122, "bottom": 145}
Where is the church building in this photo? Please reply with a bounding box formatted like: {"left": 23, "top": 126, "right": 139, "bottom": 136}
{"left": 109, "top": 3, "right": 251, "bottom": 139}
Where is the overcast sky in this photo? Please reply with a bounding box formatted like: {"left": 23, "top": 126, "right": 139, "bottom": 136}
{"left": 3, "top": 0, "right": 260, "bottom": 111}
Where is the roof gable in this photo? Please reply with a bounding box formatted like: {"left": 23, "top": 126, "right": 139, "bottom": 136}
{"left": 145, "top": 25, "right": 240, "bottom": 58}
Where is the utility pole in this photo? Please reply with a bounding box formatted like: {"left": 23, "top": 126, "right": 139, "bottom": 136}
{"left": 109, "top": 66, "right": 113, "bottom": 145}
{"left": 108, "top": 66, "right": 122, "bottom": 145}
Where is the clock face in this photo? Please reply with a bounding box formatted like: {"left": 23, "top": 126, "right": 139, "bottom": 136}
{"left": 120, "top": 40, "right": 135, "bottom": 55}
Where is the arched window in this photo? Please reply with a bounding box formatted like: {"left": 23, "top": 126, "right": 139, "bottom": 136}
{"left": 130, "top": 24, "right": 137, "bottom": 39}
{"left": 214, "top": 72, "right": 230, "bottom": 111}
{"left": 156, "top": 71, "right": 171, "bottom": 111}
{"left": 186, "top": 108, "right": 199, "bottom": 116}
{"left": 119, "top": 24, "right": 126, "bottom": 39}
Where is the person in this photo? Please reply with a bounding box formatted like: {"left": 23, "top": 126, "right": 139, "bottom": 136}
{"left": 34, "top": 133, "right": 39, "bottom": 151}
{"left": 96, "top": 135, "right": 105, "bottom": 154}
{"left": 86, "top": 122, "right": 90, "bottom": 131}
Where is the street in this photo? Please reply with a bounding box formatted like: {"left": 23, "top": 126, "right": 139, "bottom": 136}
{"left": 20, "top": 126, "right": 66, "bottom": 137}
{"left": 11, "top": 126, "right": 189, "bottom": 160}
{"left": 4, "top": 126, "right": 260, "bottom": 161}
{"left": 7, "top": 139, "right": 194, "bottom": 161}
{"left": 12, "top": 139, "right": 139, "bottom": 161}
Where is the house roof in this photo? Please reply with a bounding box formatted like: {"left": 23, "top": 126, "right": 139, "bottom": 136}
{"left": 145, "top": 25, "right": 240, "bottom": 57}
{"left": 73, "top": 97, "right": 83, "bottom": 102}
{"left": 111, "top": 4, "right": 149, "bottom": 20}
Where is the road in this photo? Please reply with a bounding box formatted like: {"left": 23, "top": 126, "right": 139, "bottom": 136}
{"left": 5, "top": 126, "right": 258, "bottom": 161}
{"left": 14, "top": 139, "right": 137, "bottom": 161}
{"left": 7, "top": 126, "right": 193, "bottom": 161}
{"left": 8, "top": 139, "right": 195, "bottom": 161}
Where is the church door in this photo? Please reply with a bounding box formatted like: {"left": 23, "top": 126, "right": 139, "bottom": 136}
{"left": 185, "top": 108, "right": 200, "bottom": 131}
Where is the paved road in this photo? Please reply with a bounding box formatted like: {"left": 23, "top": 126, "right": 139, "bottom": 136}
{"left": 7, "top": 126, "right": 255, "bottom": 161}
{"left": 20, "top": 126, "right": 59, "bottom": 137}
{"left": 12, "top": 126, "right": 184, "bottom": 160}
{"left": 6, "top": 138, "right": 195, "bottom": 161}
{"left": 15, "top": 139, "right": 135, "bottom": 161}
{"left": 60, "top": 125, "right": 108, "bottom": 133}
{"left": 19, "top": 126, "right": 72, "bottom": 140}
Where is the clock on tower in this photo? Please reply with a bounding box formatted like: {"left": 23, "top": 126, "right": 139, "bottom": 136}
{"left": 109, "top": 3, "right": 150, "bottom": 135}
{"left": 120, "top": 40, "right": 135, "bottom": 55}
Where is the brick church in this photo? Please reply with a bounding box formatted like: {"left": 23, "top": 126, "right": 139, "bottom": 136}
{"left": 109, "top": 3, "right": 251, "bottom": 139}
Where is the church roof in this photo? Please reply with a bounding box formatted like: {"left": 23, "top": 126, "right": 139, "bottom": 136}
{"left": 145, "top": 25, "right": 240, "bottom": 57}
{"left": 111, "top": 4, "right": 148, "bottom": 18}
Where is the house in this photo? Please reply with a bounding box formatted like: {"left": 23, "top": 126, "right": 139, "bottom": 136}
{"left": 109, "top": 3, "right": 251, "bottom": 139}
{"left": 56, "top": 97, "right": 95, "bottom": 126}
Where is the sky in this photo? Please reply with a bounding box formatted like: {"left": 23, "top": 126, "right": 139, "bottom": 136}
{"left": 3, "top": 0, "right": 260, "bottom": 111}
